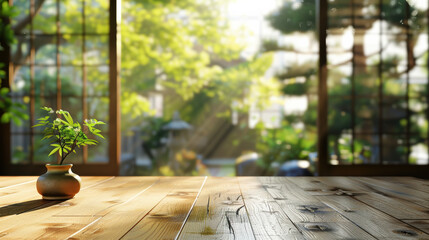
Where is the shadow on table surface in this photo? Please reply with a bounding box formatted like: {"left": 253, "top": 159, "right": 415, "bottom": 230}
{"left": 0, "top": 199, "right": 66, "bottom": 218}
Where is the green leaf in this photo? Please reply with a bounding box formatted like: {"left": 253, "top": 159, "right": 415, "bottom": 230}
{"left": 1, "top": 113, "right": 11, "bottom": 123}
{"left": 37, "top": 116, "right": 50, "bottom": 121}
{"left": 11, "top": 115, "right": 22, "bottom": 126}
{"left": 63, "top": 112, "right": 74, "bottom": 125}
{"left": 60, "top": 119, "right": 70, "bottom": 126}
{"left": 48, "top": 147, "right": 59, "bottom": 156}
{"left": 42, "top": 135, "right": 53, "bottom": 140}
{"left": 93, "top": 133, "right": 105, "bottom": 139}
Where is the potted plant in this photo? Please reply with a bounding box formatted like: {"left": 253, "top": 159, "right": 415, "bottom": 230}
{"left": 33, "top": 107, "right": 105, "bottom": 200}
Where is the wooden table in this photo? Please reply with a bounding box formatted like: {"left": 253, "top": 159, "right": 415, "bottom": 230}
{"left": 0, "top": 176, "right": 428, "bottom": 239}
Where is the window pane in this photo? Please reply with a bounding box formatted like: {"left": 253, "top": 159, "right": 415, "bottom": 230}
{"left": 382, "top": 134, "right": 407, "bottom": 164}
{"left": 35, "top": 66, "right": 57, "bottom": 97}
{"left": 328, "top": 97, "right": 352, "bottom": 134}
{"left": 409, "top": 98, "right": 427, "bottom": 138}
{"left": 86, "top": 0, "right": 109, "bottom": 34}
{"left": 11, "top": 35, "right": 30, "bottom": 65}
{"left": 10, "top": 96, "right": 30, "bottom": 133}
{"left": 35, "top": 97, "right": 57, "bottom": 122}
{"left": 409, "top": 137, "right": 428, "bottom": 165}
{"left": 34, "top": 134, "right": 57, "bottom": 164}
{"left": 87, "top": 66, "right": 109, "bottom": 97}
{"left": 355, "top": 97, "right": 378, "bottom": 133}
{"left": 60, "top": 35, "right": 82, "bottom": 65}
{"left": 328, "top": 134, "right": 353, "bottom": 165}
{"left": 33, "top": 0, "right": 57, "bottom": 34}
{"left": 86, "top": 97, "right": 109, "bottom": 132}
{"left": 60, "top": 0, "right": 83, "bottom": 34}
{"left": 85, "top": 36, "right": 109, "bottom": 65}
{"left": 12, "top": 0, "right": 30, "bottom": 34}
{"left": 383, "top": 98, "right": 407, "bottom": 133}
{"left": 11, "top": 65, "right": 30, "bottom": 95}
{"left": 11, "top": 134, "right": 30, "bottom": 164}
{"left": 61, "top": 66, "right": 83, "bottom": 97}
{"left": 328, "top": 65, "right": 352, "bottom": 96}
{"left": 354, "top": 134, "right": 380, "bottom": 164}
{"left": 88, "top": 135, "right": 109, "bottom": 163}
{"left": 35, "top": 35, "right": 57, "bottom": 65}
{"left": 355, "top": 66, "right": 379, "bottom": 96}
{"left": 62, "top": 97, "right": 83, "bottom": 122}
{"left": 414, "top": 34, "right": 428, "bottom": 66}
{"left": 328, "top": 0, "right": 351, "bottom": 29}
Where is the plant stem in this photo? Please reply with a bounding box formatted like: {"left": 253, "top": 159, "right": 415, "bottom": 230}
{"left": 56, "top": 125, "right": 63, "bottom": 165}
{"left": 60, "top": 131, "right": 81, "bottom": 164}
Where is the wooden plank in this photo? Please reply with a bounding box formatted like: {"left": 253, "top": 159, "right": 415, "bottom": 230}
{"left": 238, "top": 177, "right": 304, "bottom": 239}
{"left": 0, "top": 176, "right": 113, "bottom": 204}
{"left": 260, "top": 177, "right": 351, "bottom": 222}
{"left": 373, "top": 177, "right": 429, "bottom": 194}
{"left": 404, "top": 220, "right": 429, "bottom": 235}
{"left": 0, "top": 176, "right": 37, "bottom": 189}
{"left": 295, "top": 222, "right": 376, "bottom": 240}
{"left": 0, "top": 177, "right": 113, "bottom": 218}
{"left": 69, "top": 177, "right": 200, "bottom": 240}
{"left": 300, "top": 177, "right": 429, "bottom": 220}
{"left": 355, "top": 177, "right": 429, "bottom": 208}
{"left": 317, "top": 195, "right": 429, "bottom": 239}
{"left": 0, "top": 216, "right": 101, "bottom": 239}
{"left": 0, "top": 177, "right": 159, "bottom": 239}
{"left": 260, "top": 177, "right": 376, "bottom": 240}
{"left": 51, "top": 177, "right": 159, "bottom": 216}
{"left": 121, "top": 177, "right": 206, "bottom": 240}
{"left": 178, "top": 177, "right": 254, "bottom": 240}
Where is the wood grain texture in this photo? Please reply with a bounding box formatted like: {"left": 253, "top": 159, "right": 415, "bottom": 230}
{"left": 0, "top": 177, "right": 117, "bottom": 239}
{"left": 1, "top": 177, "right": 159, "bottom": 239}
{"left": 291, "top": 177, "right": 429, "bottom": 238}
{"left": 52, "top": 177, "right": 159, "bottom": 217}
{"left": 70, "top": 177, "right": 192, "bottom": 240}
{"left": 404, "top": 220, "right": 429, "bottom": 235}
{"left": 373, "top": 177, "right": 429, "bottom": 194}
{"left": 317, "top": 195, "right": 429, "bottom": 239}
{"left": 295, "top": 222, "right": 375, "bottom": 240}
{"left": 0, "top": 176, "right": 36, "bottom": 189}
{"left": 298, "top": 177, "right": 429, "bottom": 220}
{"left": 0, "top": 176, "right": 428, "bottom": 239}
{"left": 178, "top": 177, "right": 254, "bottom": 240}
{"left": 121, "top": 177, "right": 206, "bottom": 240}
{"left": 260, "top": 177, "right": 349, "bottom": 223}
{"left": 238, "top": 177, "right": 304, "bottom": 239}
{"left": 355, "top": 177, "right": 429, "bottom": 208}
{"left": 259, "top": 177, "right": 376, "bottom": 240}
{"left": 0, "top": 177, "right": 112, "bottom": 220}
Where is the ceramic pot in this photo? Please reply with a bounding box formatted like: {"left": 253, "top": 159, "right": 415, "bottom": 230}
{"left": 36, "top": 164, "right": 81, "bottom": 200}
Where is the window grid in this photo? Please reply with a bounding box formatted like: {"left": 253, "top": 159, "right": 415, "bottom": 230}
{"left": 14, "top": 0, "right": 109, "bottom": 165}
{"left": 326, "top": 0, "right": 429, "bottom": 166}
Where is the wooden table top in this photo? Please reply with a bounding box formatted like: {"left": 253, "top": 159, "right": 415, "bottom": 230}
{"left": 0, "top": 176, "right": 428, "bottom": 239}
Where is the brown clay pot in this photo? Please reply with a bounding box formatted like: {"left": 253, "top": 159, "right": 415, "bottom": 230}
{"left": 36, "top": 164, "right": 81, "bottom": 200}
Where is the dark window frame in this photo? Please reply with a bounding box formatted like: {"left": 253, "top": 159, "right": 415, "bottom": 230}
{"left": 0, "top": 0, "right": 120, "bottom": 176}
{"left": 317, "top": 0, "right": 429, "bottom": 178}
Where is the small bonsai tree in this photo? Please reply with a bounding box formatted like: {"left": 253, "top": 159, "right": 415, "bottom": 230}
{"left": 33, "top": 107, "right": 105, "bottom": 165}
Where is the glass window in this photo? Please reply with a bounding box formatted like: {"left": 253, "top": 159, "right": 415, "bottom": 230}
{"left": 327, "top": 0, "right": 429, "bottom": 165}
{"left": 10, "top": 0, "right": 110, "bottom": 164}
